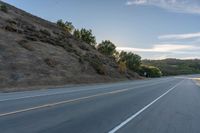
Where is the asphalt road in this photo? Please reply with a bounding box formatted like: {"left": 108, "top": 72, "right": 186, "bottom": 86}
{"left": 0, "top": 75, "right": 200, "bottom": 133}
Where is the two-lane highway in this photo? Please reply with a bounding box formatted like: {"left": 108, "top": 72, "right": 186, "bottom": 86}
{"left": 0, "top": 76, "right": 200, "bottom": 133}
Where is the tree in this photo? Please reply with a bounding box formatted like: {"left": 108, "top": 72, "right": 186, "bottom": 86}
{"left": 64, "top": 21, "right": 74, "bottom": 33}
{"left": 119, "top": 51, "right": 141, "bottom": 71}
{"left": 73, "top": 28, "right": 96, "bottom": 46}
{"left": 56, "top": 19, "right": 74, "bottom": 33}
{"left": 57, "top": 19, "right": 65, "bottom": 27}
{"left": 73, "top": 29, "right": 81, "bottom": 39}
{"left": 139, "top": 65, "right": 162, "bottom": 77}
{"left": 97, "top": 40, "right": 116, "bottom": 56}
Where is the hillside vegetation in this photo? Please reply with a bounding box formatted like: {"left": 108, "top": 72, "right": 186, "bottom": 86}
{"left": 0, "top": 2, "right": 146, "bottom": 91}
{"left": 143, "top": 59, "right": 200, "bottom": 76}
{"left": 0, "top": 1, "right": 170, "bottom": 92}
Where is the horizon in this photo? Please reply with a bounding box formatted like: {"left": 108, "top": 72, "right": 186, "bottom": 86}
{"left": 2, "top": 0, "right": 200, "bottom": 60}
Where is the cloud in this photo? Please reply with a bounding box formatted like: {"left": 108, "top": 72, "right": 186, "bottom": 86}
{"left": 126, "top": 0, "right": 147, "bottom": 5}
{"left": 126, "top": 0, "right": 200, "bottom": 14}
{"left": 117, "top": 44, "right": 199, "bottom": 52}
{"left": 117, "top": 44, "right": 200, "bottom": 59}
{"left": 159, "top": 32, "right": 200, "bottom": 40}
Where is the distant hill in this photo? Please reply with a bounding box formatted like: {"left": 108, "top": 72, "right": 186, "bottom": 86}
{"left": 142, "top": 59, "right": 200, "bottom": 76}
{"left": 0, "top": 1, "right": 140, "bottom": 91}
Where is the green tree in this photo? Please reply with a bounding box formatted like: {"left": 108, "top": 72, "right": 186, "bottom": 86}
{"left": 139, "top": 65, "right": 162, "bottom": 77}
{"left": 57, "top": 19, "right": 65, "bottom": 27}
{"left": 119, "top": 51, "right": 141, "bottom": 71}
{"left": 64, "top": 21, "right": 74, "bottom": 33}
{"left": 73, "top": 29, "right": 81, "bottom": 39}
{"left": 57, "top": 19, "right": 74, "bottom": 33}
{"left": 73, "top": 28, "right": 96, "bottom": 46}
{"left": 97, "top": 40, "right": 116, "bottom": 56}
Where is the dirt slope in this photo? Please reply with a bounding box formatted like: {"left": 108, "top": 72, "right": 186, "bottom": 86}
{"left": 0, "top": 1, "right": 140, "bottom": 91}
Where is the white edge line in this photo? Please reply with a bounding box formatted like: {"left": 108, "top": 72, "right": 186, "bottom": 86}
{"left": 108, "top": 80, "right": 184, "bottom": 133}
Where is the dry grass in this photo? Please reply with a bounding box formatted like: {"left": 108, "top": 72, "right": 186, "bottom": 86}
{"left": 18, "top": 40, "right": 34, "bottom": 51}
{"left": 0, "top": 1, "right": 142, "bottom": 91}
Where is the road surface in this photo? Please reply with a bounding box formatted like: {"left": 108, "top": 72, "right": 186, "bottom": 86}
{"left": 0, "top": 75, "right": 200, "bottom": 133}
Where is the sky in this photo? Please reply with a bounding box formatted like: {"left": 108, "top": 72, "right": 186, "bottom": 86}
{"left": 2, "top": 0, "right": 200, "bottom": 59}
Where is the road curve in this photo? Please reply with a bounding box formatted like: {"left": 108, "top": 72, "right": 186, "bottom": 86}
{"left": 0, "top": 75, "right": 200, "bottom": 133}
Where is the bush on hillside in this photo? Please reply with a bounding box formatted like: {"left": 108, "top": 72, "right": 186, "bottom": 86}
{"left": 139, "top": 65, "right": 162, "bottom": 77}
{"left": 118, "top": 51, "right": 141, "bottom": 72}
{"left": 57, "top": 19, "right": 74, "bottom": 33}
{"left": 73, "top": 29, "right": 96, "bottom": 47}
{"left": 97, "top": 40, "right": 116, "bottom": 56}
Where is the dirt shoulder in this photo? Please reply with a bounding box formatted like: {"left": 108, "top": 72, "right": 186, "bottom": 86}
{"left": 193, "top": 78, "right": 200, "bottom": 86}
{"left": 0, "top": 78, "right": 136, "bottom": 93}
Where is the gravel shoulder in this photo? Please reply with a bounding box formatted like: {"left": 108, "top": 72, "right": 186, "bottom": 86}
{"left": 193, "top": 78, "right": 200, "bottom": 86}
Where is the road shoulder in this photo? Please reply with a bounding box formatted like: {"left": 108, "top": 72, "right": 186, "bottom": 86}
{"left": 193, "top": 78, "right": 200, "bottom": 87}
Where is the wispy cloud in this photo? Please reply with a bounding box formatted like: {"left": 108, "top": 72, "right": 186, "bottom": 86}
{"left": 117, "top": 44, "right": 200, "bottom": 59}
{"left": 159, "top": 32, "right": 200, "bottom": 40}
{"left": 126, "top": 0, "right": 200, "bottom": 14}
{"left": 126, "top": 0, "right": 147, "bottom": 5}
{"left": 117, "top": 44, "right": 199, "bottom": 52}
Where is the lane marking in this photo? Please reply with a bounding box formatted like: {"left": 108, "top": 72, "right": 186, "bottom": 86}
{"left": 108, "top": 80, "right": 184, "bottom": 133}
{"left": 0, "top": 88, "right": 130, "bottom": 117}
{"left": 0, "top": 79, "right": 177, "bottom": 117}
{"left": 0, "top": 79, "right": 172, "bottom": 102}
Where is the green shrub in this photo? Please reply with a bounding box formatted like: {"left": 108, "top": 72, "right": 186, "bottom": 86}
{"left": 73, "top": 29, "right": 81, "bottom": 39}
{"left": 0, "top": 4, "right": 8, "bottom": 13}
{"left": 118, "top": 51, "right": 141, "bottom": 72}
{"left": 73, "top": 29, "right": 96, "bottom": 47}
{"left": 97, "top": 40, "right": 116, "bottom": 56}
{"left": 57, "top": 19, "right": 65, "bottom": 27}
{"left": 139, "top": 65, "right": 162, "bottom": 77}
{"left": 57, "top": 19, "right": 74, "bottom": 33}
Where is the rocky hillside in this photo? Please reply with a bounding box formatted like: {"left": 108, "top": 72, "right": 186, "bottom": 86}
{"left": 0, "top": 1, "right": 140, "bottom": 91}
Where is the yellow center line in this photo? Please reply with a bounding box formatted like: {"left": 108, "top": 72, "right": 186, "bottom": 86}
{"left": 0, "top": 88, "right": 130, "bottom": 117}
{"left": 0, "top": 79, "right": 176, "bottom": 117}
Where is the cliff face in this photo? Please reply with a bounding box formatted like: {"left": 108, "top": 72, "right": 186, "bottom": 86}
{"left": 0, "top": 1, "right": 139, "bottom": 91}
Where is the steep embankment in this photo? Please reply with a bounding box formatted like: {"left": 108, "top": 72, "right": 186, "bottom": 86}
{"left": 0, "top": 2, "right": 140, "bottom": 91}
